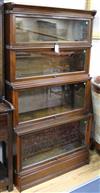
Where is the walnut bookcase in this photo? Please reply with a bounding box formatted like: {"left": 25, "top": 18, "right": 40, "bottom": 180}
{"left": 4, "top": 3, "right": 96, "bottom": 191}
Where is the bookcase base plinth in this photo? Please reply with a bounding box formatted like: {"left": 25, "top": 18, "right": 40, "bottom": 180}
{"left": 14, "top": 147, "right": 89, "bottom": 192}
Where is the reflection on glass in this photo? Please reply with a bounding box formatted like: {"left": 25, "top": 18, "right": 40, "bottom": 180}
{"left": 16, "top": 50, "right": 86, "bottom": 78}
{"left": 22, "top": 120, "right": 86, "bottom": 167}
{"left": 18, "top": 83, "right": 85, "bottom": 122}
{"left": 16, "top": 17, "right": 89, "bottom": 42}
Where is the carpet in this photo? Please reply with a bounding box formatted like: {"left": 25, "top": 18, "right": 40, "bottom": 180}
{"left": 69, "top": 177, "right": 100, "bottom": 193}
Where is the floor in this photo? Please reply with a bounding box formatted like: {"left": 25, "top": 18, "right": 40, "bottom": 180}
{"left": 1, "top": 150, "right": 100, "bottom": 193}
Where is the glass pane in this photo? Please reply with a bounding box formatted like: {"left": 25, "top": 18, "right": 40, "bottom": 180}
{"left": 16, "top": 50, "right": 86, "bottom": 78}
{"left": 18, "top": 83, "right": 85, "bottom": 122}
{"left": 22, "top": 120, "right": 86, "bottom": 167}
{"left": 16, "top": 17, "right": 89, "bottom": 43}
{"left": 0, "top": 9, "right": 3, "bottom": 96}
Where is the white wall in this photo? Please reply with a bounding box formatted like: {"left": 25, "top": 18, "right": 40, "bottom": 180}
{"left": 90, "top": 1, "right": 100, "bottom": 77}
{"left": 4, "top": 0, "right": 86, "bottom": 9}
{"left": 90, "top": 40, "right": 100, "bottom": 77}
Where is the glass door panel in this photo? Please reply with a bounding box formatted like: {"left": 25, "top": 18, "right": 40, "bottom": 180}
{"left": 16, "top": 50, "right": 86, "bottom": 79}
{"left": 16, "top": 17, "right": 89, "bottom": 43}
{"left": 21, "top": 119, "right": 86, "bottom": 167}
{"left": 18, "top": 82, "right": 85, "bottom": 122}
{"left": 0, "top": 9, "right": 3, "bottom": 96}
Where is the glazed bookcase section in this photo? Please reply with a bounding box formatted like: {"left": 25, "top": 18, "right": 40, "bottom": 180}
{"left": 12, "top": 112, "right": 93, "bottom": 191}
{"left": 6, "top": 48, "right": 90, "bottom": 81}
{"left": 6, "top": 81, "right": 91, "bottom": 125}
{"left": 17, "top": 118, "right": 88, "bottom": 169}
{"left": 18, "top": 83, "right": 85, "bottom": 122}
{"left": 4, "top": 3, "right": 96, "bottom": 46}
